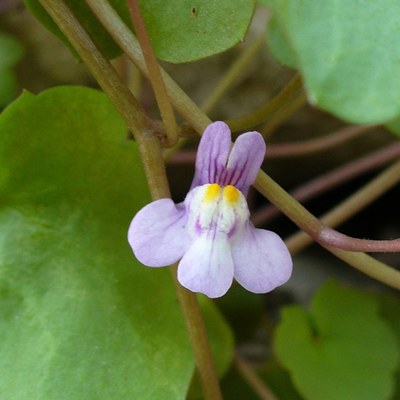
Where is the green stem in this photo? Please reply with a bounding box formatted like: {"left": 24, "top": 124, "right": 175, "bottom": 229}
{"left": 259, "top": 91, "right": 307, "bottom": 137}
{"left": 39, "top": 1, "right": 222, "bottom": 398}
{"left": 225, "top": 74, "right": 304, "bottom": 132}
{"left": 234, "top": 355, "right": 279, "bottom": 400}
{"left": 127, "top": 0, "right": 178, "bottom": 147}
{"left": 201, "top": 33, "right": 266, "bottom": 115}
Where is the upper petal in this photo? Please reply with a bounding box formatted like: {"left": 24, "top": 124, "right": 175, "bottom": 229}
{"left": 222, "top": 132, "right": 265, "bottom": 195}
{"left": 190, "top": 121, "right": 232, "bottom": 189}
{"left": 177, "top": 231, "right": 234, "bottom": 298}
{"left": 128, "top": 199, "right": 190, "bottom": 267}
{"left": 231, "top": 223, "right": 292, "bottom": 293}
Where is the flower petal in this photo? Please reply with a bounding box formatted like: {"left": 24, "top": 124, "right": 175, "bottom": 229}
{"left": 231, "top": 224, "right": 292, "bottom": 293}
{"left": 190, "top": 121, "right": 232, "bottom": 189}
{"left": 177, "top": 231, "right": 234, "bottom": 298}
{"left": 128, "top": 199, "right": 190, "bottom": 267}
{"left": 222, "top": 132, "right": 265, "bottom": 195}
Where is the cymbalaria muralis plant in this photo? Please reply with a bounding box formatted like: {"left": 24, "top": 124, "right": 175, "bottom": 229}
{"left": 1, "top": 1, "right": 400, "bottom": 399}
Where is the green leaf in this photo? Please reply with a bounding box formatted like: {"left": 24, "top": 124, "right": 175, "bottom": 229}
{"left": 0, "top": 32, "right": 23, "bottom": 107}
{"left": 23, "top": 0, "right": 133, "bottom": 59}
{"left": 137, "top": 0, "right": 256, "bottom": 63}
{"left": 265, "top": 17, "right": 296, "bottom": 69}
{"left": 24, "top": 0, "right": 255, "bottom": 63}
{"left": 275, "top": 281, "right": 399, "bottom": 400}
{"left": 266, "top": 1, "right": 400, "bottom": 124}
{"left": 0, "top": 87, "right": 196, "bottom": 399}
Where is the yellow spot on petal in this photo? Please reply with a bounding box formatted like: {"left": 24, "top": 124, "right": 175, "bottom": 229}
{"left": 204, "top": 183, "right": 221, "bottom": 202}
{"left": 223, "top": 185, "right": 239, "bottom": 205}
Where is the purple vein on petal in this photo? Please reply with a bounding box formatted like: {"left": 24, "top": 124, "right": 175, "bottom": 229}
{"left": 225, "top": 132, "right": 266, "bottom": 194}
{"left": 191, "top": 121, "right": 231, "bottom": 189}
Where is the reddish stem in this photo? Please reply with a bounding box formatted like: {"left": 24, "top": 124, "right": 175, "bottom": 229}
{"left": 252, "top": 141, "right": 400, "bottom": 225}
{"left": 266, "top": 125, "right": 377, "bottom": 158}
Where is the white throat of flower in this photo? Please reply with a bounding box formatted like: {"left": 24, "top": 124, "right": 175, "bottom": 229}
{"left": 185, "top": 183, "right": 250, "bottom": 239}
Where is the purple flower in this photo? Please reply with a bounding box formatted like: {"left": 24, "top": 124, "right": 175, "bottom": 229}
{"left": 128, "top": 121, "right": 292, "bottom": 298}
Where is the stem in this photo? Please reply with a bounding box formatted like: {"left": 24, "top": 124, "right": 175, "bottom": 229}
{"left": 167, "top": 149, "right": 196, "bottom": 164}
{"left": 225, "top": 74, "right": 303, "bottom": 132}
{"left": 266, "top": 125, "right": 377, "bottom": 158}
{"left": 127, "top": 0, "right": 178, "bottom": 147}
{"left": 252, "top": 141, "right": 400, "bottom": 225}
{"left": 40, "top": 1, "right": 222, "bottom": 398}
{"left": 172, "top": 281, "right": 223, "bottom": 400}
{"left": 234, "top": 355, "right": 279, "bottom": 400}
{"left": 260, "top": 91, "right": 307, "bottom": 138}
{"left": 254, "top": 171, "right": 400, "bottom": 289}
{"left": 286, "top": 158, "right": 400, "bottom": 253}
{"left": 201, "top": 33, "right": 266, "bottom": 115}
{"left": 324, "top": 248, "right": 400, "bottom": 286}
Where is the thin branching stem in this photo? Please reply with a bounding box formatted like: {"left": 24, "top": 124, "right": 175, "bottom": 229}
{"left": 234, "top": 355, "right": 279, "bottom": 400}
{"left": 260, "top": 91, "right": 308, "bottom": 138}
{"left": 252, "top": 141, "right": 400, "bottom": 225}
{"left": 40, "top": 1, "right": 222, "bottom": 398}
{"left": 201, "top": 33, "right": 266, "bottom": 115}
{"left": 166, "top": 125, "right": 384, "bottom": 166}
{"left": 225, "top": 74, "right": 304, "bottom": 133}
{"left": 127, "top": 0, "right": 178, "bottom": 147}
{"left": 266, "top": 124, "right": 377, "bottom": 158}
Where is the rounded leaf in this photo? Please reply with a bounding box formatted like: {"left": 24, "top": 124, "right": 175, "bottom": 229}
{"left": 266, "top": 0, "right": 400, "bottom": 124}
{"left": 275, "top": 281, "right": 400, "bottom": 400}
{"left": 136, "top": 0, "right": 256, "bottom": 63}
